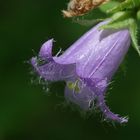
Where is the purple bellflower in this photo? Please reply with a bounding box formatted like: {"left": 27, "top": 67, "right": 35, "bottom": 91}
{"left": 31, "top": 21, "right": 131, "bottom": 123}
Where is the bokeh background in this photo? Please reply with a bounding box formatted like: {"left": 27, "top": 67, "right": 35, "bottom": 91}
{"left": 1, "top": 0, "right": 140, "bottom": 139}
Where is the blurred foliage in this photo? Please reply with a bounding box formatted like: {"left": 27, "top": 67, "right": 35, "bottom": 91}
{"left": 0, "top": 0, "right": 140, "bottom": 139}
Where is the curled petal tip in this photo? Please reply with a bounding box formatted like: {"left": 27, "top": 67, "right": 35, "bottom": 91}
{"left": 39, "top": 39, "right": 54, "bottom": 60}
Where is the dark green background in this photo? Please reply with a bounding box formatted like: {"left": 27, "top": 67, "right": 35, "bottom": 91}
{"left": 1, "top": 0, "right": 140, "bottom": 139}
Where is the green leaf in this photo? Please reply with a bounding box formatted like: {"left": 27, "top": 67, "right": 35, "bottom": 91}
{"left": 99, "top": 18, "right": 131, "bottom": 30}
{"left": 129, "top": 19, "right": 140, "bottom": 56}
{"left": 99, "top": 1, "right": 120, "bottom": 13}
{"left": 107, "top": 0, "right": 132, "bottom": 13}
{"left": 99, "top": 11, "right": 132, "bottom": 30}
{"left": 137, "top": 10, "right": 140, "bottom": 46}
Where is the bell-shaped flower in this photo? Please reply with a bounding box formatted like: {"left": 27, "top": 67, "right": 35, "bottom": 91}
{"left": 31, "top": 21, "right": 130, "bottom": 123}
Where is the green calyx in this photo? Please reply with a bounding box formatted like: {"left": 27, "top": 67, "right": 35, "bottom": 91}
{"left": 99, "top": 0, "right": 140, "bottom": 56}
{"left": 108, "top": 0, "right": 140, "bottom": 13}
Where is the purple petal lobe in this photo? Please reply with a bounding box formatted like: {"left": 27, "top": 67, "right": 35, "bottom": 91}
{"left": 39, "top": 39, "right": 54, "bottom": 60}
{"left": 31, "top": 39, "right": 76, "bottom": 81}
{"left": 31, "top": 58, "right": 75, "bottom": 81}
{"left": 65, "top": 80, "right": 95, "bottom": 110}
{"left": 96, "top": 94, "right": 128, "bottom": 123}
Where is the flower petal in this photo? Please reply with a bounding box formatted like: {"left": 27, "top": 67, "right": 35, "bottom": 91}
{"left": 82, "top": 78, "right": 128, "bottom": 123}
{"left": 55, "top": 21, "right": 109, "bottom": 64}
{"left": 30, "top": 20, "right": 131, "bottom": 124}
{"left": 39, "top": 39, "right": 53, "bottom": 60}
{"left": 31, "top": 39, "right": 76, "bottom": 81}
{"left": 96, "top": 94, "right": 128, "bottom": 123}
{"left": 76, "top": 29, "right": 130, "bottom": 80}
{"left": 65, "top": 80, "right": 95, "bottom": 110}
